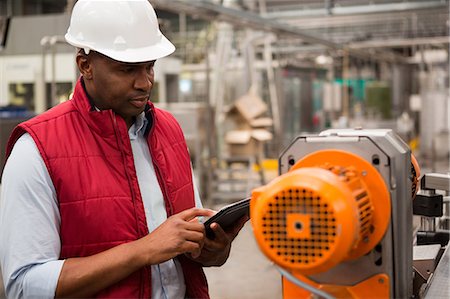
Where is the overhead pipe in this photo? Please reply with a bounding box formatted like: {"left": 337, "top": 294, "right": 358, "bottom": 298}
{"left": 263, "top": 1, "right": 448, "bottom": 19}
{"left": 151, "top": 0, "right": 408, "bottom": 64}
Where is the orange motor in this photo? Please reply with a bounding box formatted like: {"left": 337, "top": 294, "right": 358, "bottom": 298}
{"left": 251, "top": 149, "right": 391, "bottom": 275}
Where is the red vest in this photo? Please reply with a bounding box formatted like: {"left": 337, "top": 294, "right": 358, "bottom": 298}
{"left": 6, "top": 79, "right": 209, "bottom": 299}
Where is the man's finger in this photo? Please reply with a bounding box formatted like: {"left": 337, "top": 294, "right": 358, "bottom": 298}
{"left": 183, "top": 240, "right": 203, "bottom": 258}
{"left": 205, "top": 223, "right": 229, "bottom": 247}
{"left": 181, "top": 229, "right": 205, "bottom": 242}
{"left": 178, "top": 208, "right": 215, "bottom": 221}
{"left": 207, "top": 215, "right": 249, "bottom": 245}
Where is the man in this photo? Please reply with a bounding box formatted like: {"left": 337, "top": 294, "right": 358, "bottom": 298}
{"left": 0, "top": 1, "right": 247, "bottom": 298}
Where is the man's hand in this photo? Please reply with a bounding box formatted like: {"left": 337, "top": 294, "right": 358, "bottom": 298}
{"left": 138, "top": 208, "right": 215, "bottom": 265}
{"left": 188, "top": 214, "right": 249, "bottom": 266}
{"left": 55, "top": 208, "right": 214, "bottom": 298}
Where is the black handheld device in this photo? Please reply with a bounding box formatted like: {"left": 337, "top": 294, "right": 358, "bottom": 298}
{"left": 204, "top": 197, "right": 251, "bottom": 239}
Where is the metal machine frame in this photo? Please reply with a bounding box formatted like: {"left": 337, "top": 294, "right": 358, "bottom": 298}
{"left": 278, "top": 129, "right": 413, "bottom": 298}
{"left": 416, "top": 173, "right": 450, "bottom": 298}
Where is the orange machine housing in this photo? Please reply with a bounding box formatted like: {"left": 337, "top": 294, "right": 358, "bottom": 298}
{"left": 251, "top": 149, "right": 392, "bottom": 298}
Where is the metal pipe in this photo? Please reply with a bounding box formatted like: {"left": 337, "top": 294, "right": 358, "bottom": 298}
{"left": 40, "top": 35, "right": 68, "bottom": 111}
{"left": 51, "top": 36, "right": 57, "bottom": 107}
{"left": 205, "top": 41, "right": 214, "bottom": 204}
{"left": 348, "top": 36, "right": 450, "bottom": 49}
{"left": 342, "top": 49, "right": 349, "bottom": 118}
{"left": 263, "top": 37, "right": 281, "bottom": 152}
{"left": 421, "top": 173, "right": 450, "bottom": 191}
{"left": 269, "top": 38, "right": 449, "bottom": 55}
{"left": 179, "top": 12, "right": 187, "bottom": 41}
{"left": 420, "top": 217, "right": 436, "bottom": 232}
{"left": 263, "top": 1, "right": 448, "bottom": 19}
{"left": 40, "top": 36, "right": 50, "bottom": 113}
{"left": 273, "top": 9, "right": 445, "bottom": 30}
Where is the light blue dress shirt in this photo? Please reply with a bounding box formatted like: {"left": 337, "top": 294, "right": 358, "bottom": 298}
{"left": 0, "top": 112, "right": 202, "bottom": 299}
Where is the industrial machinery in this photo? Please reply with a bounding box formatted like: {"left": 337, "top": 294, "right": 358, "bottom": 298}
{"left": 250, "top": 129, "right": 448, "bottom": 298}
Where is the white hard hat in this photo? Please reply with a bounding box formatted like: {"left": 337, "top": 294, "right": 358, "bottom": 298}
{"left": 65, "top": 0, "right": 175, "bottom": 63}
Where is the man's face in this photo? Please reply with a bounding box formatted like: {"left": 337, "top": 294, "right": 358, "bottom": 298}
{"left": 81, "top": 51, "right": 155, "bottom": 126}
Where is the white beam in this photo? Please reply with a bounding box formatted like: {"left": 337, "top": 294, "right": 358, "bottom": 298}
{"left": 263, "top": 1, "right": 448, "bottom": 19}
{"left": 347, "top": 36, "right": 450, "bottom": 49}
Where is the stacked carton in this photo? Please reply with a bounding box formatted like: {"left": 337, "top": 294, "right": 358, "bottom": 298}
{"left": 225, "top": 90, "right": 273, "bottom": 157}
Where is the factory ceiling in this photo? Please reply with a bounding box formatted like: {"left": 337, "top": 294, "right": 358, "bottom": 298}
{"left": 153, "top": 0, "right": 449, "bottom": 64}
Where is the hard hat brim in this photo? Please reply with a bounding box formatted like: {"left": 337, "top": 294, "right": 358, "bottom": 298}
{"left": 65, "top": 33, "right": 176, "bottom": 63}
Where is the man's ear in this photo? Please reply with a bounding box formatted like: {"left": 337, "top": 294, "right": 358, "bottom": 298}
{"left": 76, "top": 52, "right": 93, "bottom": 80}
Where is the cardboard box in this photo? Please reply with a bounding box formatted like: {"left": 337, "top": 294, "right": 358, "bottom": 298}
{"left": 234, "top": 92, "right": 268, "bottom": 121}
{"left": 224, "top": 89, "right": 273, "bottom": 157}
{"left": 226, "top": 91, "right": 272, "bottom": 129}
{"left": 225, "top": 129, "right": 273, "bottom": 156}
{"left": 249, "top": 117, "right": 273, "bottom": 128}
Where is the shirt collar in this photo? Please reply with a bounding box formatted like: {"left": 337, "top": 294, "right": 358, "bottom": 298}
{"left": 93, "top": 105, "right": 148, "bottom": 140}
{"left": 129, "top": 112, "right": 148, "bottom": 140}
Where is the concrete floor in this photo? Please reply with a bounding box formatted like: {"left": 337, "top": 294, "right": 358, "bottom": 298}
{"left": 204, "top": 222, "right": 282, "bottom": 299}
{"left": 0, "top": 222, "right": 282, "bottom": 299}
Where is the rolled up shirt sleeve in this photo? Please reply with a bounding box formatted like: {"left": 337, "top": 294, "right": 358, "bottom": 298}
{"left": 0, "top": 133, "right": 64, "bottom": 299}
